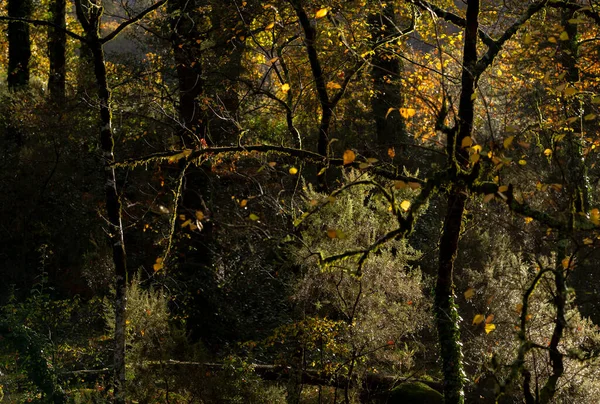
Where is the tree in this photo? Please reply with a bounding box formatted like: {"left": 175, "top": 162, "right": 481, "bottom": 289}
{"left": 7, "top": 0, "right": 32, "bottom": 89}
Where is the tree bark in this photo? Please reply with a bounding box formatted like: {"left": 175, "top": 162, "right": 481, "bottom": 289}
{"left": 48, "top": 0, "right": 67, "bottom": 102}
{"left": 169, "top": 0, "right": 205, "bottom": 148}
{"left": 7, "top": 0, "right": 32, "bottom": 89}
{"left": 368, "top": 3, "right": 406, "bottom": 152}
{"left": 435, "top": 1, "right": 479, "bottom": 403}
{"left": 75, "top": 2, "right": 128, "bottom": 402}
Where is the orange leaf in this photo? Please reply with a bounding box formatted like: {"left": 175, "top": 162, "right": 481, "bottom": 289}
{"left": 343, "top": 150, "right": 356, "bottom": 165}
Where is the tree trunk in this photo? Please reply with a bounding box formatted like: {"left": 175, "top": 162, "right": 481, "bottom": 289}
{"left": 435, "top": 1, "right": 479, "bottom": 403}
{"left": 7, "top": 0, "right": 32, "bottom": 89}
{"left": 368, "top": 3, "right": 406, "bottom": 152}
{"left": 48, "top": 0, "right": 67, "bottom": 102}
{"left": 169, "top": 0, "right": 205, "bottom": 147}
{"left": 75, "top": 2, "right": 128, "bottom": 401}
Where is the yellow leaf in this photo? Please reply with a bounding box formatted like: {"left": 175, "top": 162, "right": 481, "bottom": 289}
{"left": 268, "top": 161, "right": 277, "bottom": 167}
{"left": 265, "top": 22, "right": 275, "bottom": 30}
{"left": 473, "top": 314, "right": 485, "bottom": 325}
{"left": 269, "top": 57, "right": 279, "bottom": 64}
{"left": 317, "top": 167, "right": 326, "bottom": 176}
{"left": 399, "top": 107, "right": 416, "bottom": 118}
{"left": 408, "top": 182, "right": 421, "bottom": 190}
{"left": 483, "top": 193, "right": 494, "bottom": 203}
{"left": 564, "top": 86, "right": 577, "bottom": 96}
{"left": 394, "top": 180, "right": 407, "bottom": 189}
{"left": 503, "top": 136, "right": 514, "bottom": 149}
{"left": 181, "top": 219, "right": 192, "bottom": 228}
{"left": 400, "top": 200, "right": 411, "bottom": 211}
{"left": 559, "top": 31, "right": 569, "bottom": 41}
{"left": 471, "top": 92, "right": 477, "bottom": 101}
{"left": 240, "top": 199, "right": 248, "bottom": 207}
{"left": 470, "top": 153, "right": 480, "bottom": 164}
{"left": 461, "top": 136, "right": 473, "bottom": 148}
{"left": 367, "top": 158, "right": 378, "bottom": 163}
{"left": 471, "top": 145, "right": 482, "bottom": 153}
{"left": 388, "top": 147, "right": 396, "bottom": 158}
{"left": 289, "top": 167, "right": 298, "bottom": 175}
{"left": 249, "top": 213, "right": 260, "bottom": 221}
{"left": 591, "top": 208, "right": 600, "bottom": 225}
{"left": 523, "top": 33, "right": 532, "bottom": 45}
{"left": 498, "top": 185, "right": 509, "bottom": 193}
{"left": 327, "top": 196, "right": 336, "bottom": 203}
{"left": 562, "top": 256, "right": 571, "bottom": 269}
{"left": 464, "top": 287, "right": 475, "bottom": 300}
{"left": 195, "top": 210, "right": 204, "bottom": 220}
{"left": 518, "top": 159, "right": 527, "bottom": 166}
{"left": 315, "top": 8, "right": 328, "bottom": 18}
{"left": 343, "top": 149, "right": 356, "bottom": 165}
{"left": 544, "top": 148, "right": 552, "bottom": 156}
{"left": 153, "top": 257, "right": 163, "bottom": 272}
{"left": 548, "top": 36, "right": 557, "bottom": 43}
{"left": 592, "top": 96, "right": 600, "bottom": 104}
{"left": 584, "top": 113, "right": 596, "bottom": 121}
{"left": 385, "top": 108, "right": 396, "bottom": 119}
{"left": 281, "top": 83, "right": 290, "bottom": 92}
{"left": 179, "top": 214, "right": 186, "bottom": 221}
{"left": 485, "top": 323, "right": 496, "bottom": 334}
{"left": 358, "top": 162, "right": 370, "bottom": 169}
{"left": 584, "top": 237, "right": 593, "bottom": 245}
{"left": 326, "top": 81, "right": 342, "bottom": 90}
{"left": 524, "top": 217, "right": 533, "bottom": 224}
{"left": 327, "top": 229, "right": 337, "bottom": 238}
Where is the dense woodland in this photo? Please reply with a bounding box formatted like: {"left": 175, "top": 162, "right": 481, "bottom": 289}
{"left": 2, "top": 0, "right": 600, "bottom": 403}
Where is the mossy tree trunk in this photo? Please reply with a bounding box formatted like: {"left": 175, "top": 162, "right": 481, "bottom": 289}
{"left": 73, "top": 1, "right": 168, "bottom": 402}
{"left": 435, "top": 1, "right": 479, "bottom": 403}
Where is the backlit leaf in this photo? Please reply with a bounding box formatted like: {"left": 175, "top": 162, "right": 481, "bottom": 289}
{"left": 584, "top": 114, "right": 596, "bottom": 121}
{"left": 591, "top": 208, "right": 600, "bottom": 225}
{"left": 281, "top": 83, "right": 290, "bottom": 92}
{"left": 461, "top": 136, "right": 473, "bottom": 148}
{"left": 315, "top": 8, "right": 328, "bottom": 18}
{"left": 400, "top": 200, "right": 411, "bottom": 211}
{"left": 343, "top": 149, "right": 356, "bottom": 165}
{"left": 195, "top": 210, "right": 204, "bottom": 220}
{"left": 385, "top": 108, "right": 396, "bottom": 119}
{"left": 559, "top": 31, "right": 569, "bottom": 41}
{"left": 544, "top": 148, "right": 552, "bottom": 156}
{"left": 388, "top": 147, "right": 396, "bottom": 158}
{"left": 483, "top": 194, "right": 494, "bottom": 203}
{"left": 289, "top": 167, "right": 298, "bottom": 175}
{"left": 464, "top": 287, "right": 475, "bottom": 300}
{"left": 485, "top": 323, "right": 496, "bottom": 334}
{"left": 399, "top": 107, "right": 416, "bottom": 118}
{"left": 503, "top": 136, "right": 514, "bottom": 149}
{"left": 326, "top": 81, "right": 342, "bottom": 90}
{"left": 249, "top": 213, "right": 260, "bottom": 221}
{"left": 265, "top": 22, "right": 275, "bottom": 30}
{"left": 564, "top": 86, "right": 577, "bottom": 96}
{"left": 327, "top": 229, "right": 337, "bottom": 238}
{"left": 473, "top": 314, "right": 485, "bottom": 325}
